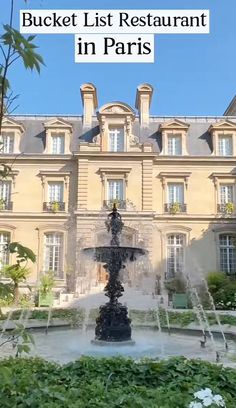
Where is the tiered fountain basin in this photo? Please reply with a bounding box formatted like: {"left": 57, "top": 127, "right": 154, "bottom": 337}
{"left": 84, "top": 246, "right": 147, "bottom": 344}
{"left": 83, "top": 246, "right": 147, "bottom": 263}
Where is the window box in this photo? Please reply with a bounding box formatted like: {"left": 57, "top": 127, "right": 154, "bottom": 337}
{"left": 103, "top": 199, "right": 126, "bottom": 210}
{"left": 165, "top": 203, "right": 187, "bottom": 214}
{"left": 218, "top": 202, "right": 234, "bottom": 215}
{"left": 43, "top": 202, "right": 65, "bottom": 212}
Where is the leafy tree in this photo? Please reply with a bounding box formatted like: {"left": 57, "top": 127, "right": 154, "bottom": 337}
{"left": 1, "top": 242, "right": 36, "bottom": 304}
{"left": 0, "top": 0, "right": 43, "bottom": 295}
{"left": 0, "top": 0, "right": 44, "bottom": 173}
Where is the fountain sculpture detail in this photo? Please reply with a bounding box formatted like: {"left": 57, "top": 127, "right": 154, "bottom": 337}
{"left": 84, "top": 204, "right": 147, "bottom": 343}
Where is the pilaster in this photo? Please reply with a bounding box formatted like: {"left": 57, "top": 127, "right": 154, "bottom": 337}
{"left": 142, "top": 159, "right": 153, "bottom": 211}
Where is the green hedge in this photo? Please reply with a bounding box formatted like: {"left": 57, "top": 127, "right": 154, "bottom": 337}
{"left": 0, "top": 356, "right": 235, "bottom": 407}
{"left": 2, "top": 307, "right": 236, "bottom": 328}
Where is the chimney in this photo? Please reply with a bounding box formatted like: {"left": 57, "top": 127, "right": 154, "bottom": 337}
{"left": 80, "top": 83, "right": 98, "bottom": 128}
{"left": 135, "top": 83, "right": 153, "bottom": 126}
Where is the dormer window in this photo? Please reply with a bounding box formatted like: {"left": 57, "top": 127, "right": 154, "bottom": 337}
{"left": 218, "top": 134, "right": 233, "bottom": 156}
{"left": 51, "top": 133, "right": 65, "bottom": 154}
{"left": 44, "top": 118, "right": 72, "bottom": 155}
{"left": 209, "top": 120, "right": 236, "bottom": 156}
{"left": 159, "top": 119, "right": 189, "bottom": 156}
{"left": 97, "top": 103, "right": 137, "bottom": 152}
{"left": 108, "top": 127, "right": 124, "bottom": 152}
{"left": 0, "top": 118, "right": 24, "bottom": 154}
{"left": 167, "top": 134, "right": 182, "bottom": 155}
{"left": 1, "top": 132, "right": 14, "bottom": 154}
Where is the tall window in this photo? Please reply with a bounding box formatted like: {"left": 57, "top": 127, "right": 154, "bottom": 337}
{"left": 0, "top": 132, "right": 14, "bottom": 154}
{"left": 218, "top": 135, "right": 233, "bottom": 156}
{"left": 0, "top": 232, "right": 10, "bottom": 269}
{"left": 51, "top": 133, "right": 65, "bottom": 154}
{"left": 220, "top": 185, "right": 233, "bottom": 204}
{"left": 166, "top": 234, "right": 185, "bottom": 278}
{"left": 0, "top": 181, "right": 11, "bottom": 205}
{"left": 44, "top": 233, "right": 63, "bottom": 278}
{"left": 219, "top": 234, "right": 236, "bottom": 275}
{"left": 107, "top": 180, "right": 124, "bottom": 202}
{"left": 48, "top": 182, "right": 63, "bottom": 203}
{"left": 168, "top": 183, "right": 184, "bottom": 204}
{"left": 108, "top": 128, "right": 124, "bottom": 152}
{"left": 167, "top": 134, "right": 182, "bottom": 155}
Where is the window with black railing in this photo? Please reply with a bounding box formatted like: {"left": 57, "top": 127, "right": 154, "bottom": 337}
{"left": 43, "top": 202, "right": 65, "bottom": 212}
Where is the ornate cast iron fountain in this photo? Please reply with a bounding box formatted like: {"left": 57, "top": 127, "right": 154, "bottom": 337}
{"left": 83, "top": 204, "right": 147, "bottom": 343}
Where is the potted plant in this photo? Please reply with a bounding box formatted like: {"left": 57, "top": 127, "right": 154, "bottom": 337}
{"left": 38, "top": 271, "right": 55, "bottom": 307}
{"left": 1, "top": 264, "right": 31, "bottom": 305}
{"left": 165, "top": 273, "right": 188, "bottom": 309}
{"left": 169, "top": 202, "right": 181, "bottom": 214}
{"left": 51, "top": 201, "right": 60, "bottom": 212}
{"left": 225, "top": 201, "right": 234, "bottom": 214}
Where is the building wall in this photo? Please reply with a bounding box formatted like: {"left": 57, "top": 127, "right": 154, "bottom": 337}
{"left": 1, "top": 91, "right": 236, "bottom": 291}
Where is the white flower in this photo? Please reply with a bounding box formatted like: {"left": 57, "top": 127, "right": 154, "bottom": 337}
{"left": 189, "top": 402, "right": 203, "bottom": 408}
{"left": 194, "top": 388, "right": 213, "bottom": 400}
{"left": 202, "top": 397, "right": 213, "bottom": 406}
{"left": 212, "top": 394, "right": 225, "bottom": 407}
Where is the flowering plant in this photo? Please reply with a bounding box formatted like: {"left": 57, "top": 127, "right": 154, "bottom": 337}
{"left": 189, "top": 388, "right": 225, "bottom": 407}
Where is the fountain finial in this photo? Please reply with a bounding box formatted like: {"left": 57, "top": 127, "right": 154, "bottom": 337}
{"left": 105, "top": 202, "right": 124, "bottom": 246}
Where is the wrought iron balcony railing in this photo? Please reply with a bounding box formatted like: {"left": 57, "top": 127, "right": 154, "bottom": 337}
{"left": 103, "top": 200, "right": 126, "bottom": 210}
{"left": 0, "top": 201, "right": 13, "bottom": 211}
{"left": 164, "top": 203, "right": 187, "bottom": 214}
{"left": 43, "top": 202, "right": 65, "bottom": 212}
{"left": 217, "top": 203, "right": 235, "bottom": 215}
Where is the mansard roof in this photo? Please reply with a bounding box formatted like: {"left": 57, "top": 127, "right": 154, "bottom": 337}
{"left": 6, "top": 114, "right": 236, "bottom": 156}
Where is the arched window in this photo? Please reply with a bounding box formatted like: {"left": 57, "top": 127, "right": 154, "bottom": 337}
{"left": 0, "top": 232, "right": 10, "bottom": 269}
{"left": 219, "top": 234, "right": 236, "bottom": 275}
{"left": 166, "top": 234, "right": 185, "bottom": 278}
{"left": 44, "top": 232, "right": 64, "bottom": 278}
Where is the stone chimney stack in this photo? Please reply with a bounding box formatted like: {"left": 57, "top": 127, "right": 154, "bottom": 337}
{"left": 80, "top": 83, "right": 98, "bottom": 128}
{"left": 135, "top": 84, "right": 153, "bottom": 127}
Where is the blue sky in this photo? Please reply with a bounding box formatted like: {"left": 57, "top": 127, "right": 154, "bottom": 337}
{"left": 1, "top": 0, "right": 236, "bottom": 116}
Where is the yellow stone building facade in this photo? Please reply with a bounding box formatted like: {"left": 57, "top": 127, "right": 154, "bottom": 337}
{"left": 0, "top": 83, "right": 236, "bottom": 292}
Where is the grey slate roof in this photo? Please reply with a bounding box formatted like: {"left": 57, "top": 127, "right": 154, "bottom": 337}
{"left": 10, "top": 114, "right": 236, "bottom": 156}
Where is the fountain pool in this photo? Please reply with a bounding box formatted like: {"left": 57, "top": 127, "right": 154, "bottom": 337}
{"left": 1, "top": 327, "right": 236, "bottom": 366}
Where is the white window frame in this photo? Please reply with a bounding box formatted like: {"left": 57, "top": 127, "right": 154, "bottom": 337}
{"left": 48, "top": 182, "right": 64, "bottom": 203}
{"left": 44, "top": 232, "right": 64, "bottom": 278}
{"left": 0, "top": 132, "right": 14, "bottom": 154}
{"left": 219, "top": 184, "right": 233, "bottom": 204}
{"left": 167, "top": 133, "right": 182, "bottom": 155}
{"left": 107, "top": 179, "right": 124, "bottom": 202}
{"left": 168, "top": 183, "right": 184, "bottom": 204}
{"left": 219, "top": 234, "right": 236, "bottom": 275}
{"left": 0, "top": 232, "right": 10, "bottom": 269}
{"left": 166, "top": 234, "right": 185, "bottom": 278}
{"left": 0, "top": 180, "right": 11, "bottom": 204}
{"left": 51, "top": 133, "right": 65, "bottom": 154}
{"left": 218, "top": 134, "right": 233, "bottom": 156}
{"left": 108, "top": 127, "right": 124, "bottom": 152}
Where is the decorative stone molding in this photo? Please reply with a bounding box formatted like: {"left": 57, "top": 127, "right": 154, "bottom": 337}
{"left": 97, "top": 102, "right": 136, "bottom": 152}
{"left": 159, "top": 172, "right": 191, "bottom": 189}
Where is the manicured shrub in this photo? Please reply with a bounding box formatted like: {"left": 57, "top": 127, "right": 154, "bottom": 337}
{"left": 207, "top": 272, "right": 236, "bottom": 310}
